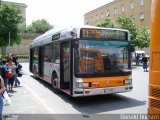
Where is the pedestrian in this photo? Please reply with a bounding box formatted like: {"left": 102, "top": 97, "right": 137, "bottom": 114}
{"left": 0, "top": 76, "right": 6, "bottom": 120}
{"left": 8, "top": 58, "right": 16, "bottom": 91}
{"left": 136, "top": 53, "right": 140, "bottom": 65}
{"left": 0, "top": 59, "right": 2, "bottom": 76}
{"left": 142, "top": 54, "right": 148, "bottom": 72}
{"left": 11, "top": 54, "right": 18, "bottom": 66}
{"left": 1, "top": 60, "right": 9, "bottom": 91}
{"left": 11, "top": 54, "right": 20, "bottom": 86}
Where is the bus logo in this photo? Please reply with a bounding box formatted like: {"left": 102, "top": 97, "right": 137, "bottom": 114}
{"left": 92, "top": 83, "right": 99, "bottom": 88}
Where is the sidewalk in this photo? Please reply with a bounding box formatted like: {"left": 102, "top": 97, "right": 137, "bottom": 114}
{"left": 2, "top": 62, "right": 149, "bottom": 119}
{"left": 3, "top": 77, "right": 25, "bottom": 114}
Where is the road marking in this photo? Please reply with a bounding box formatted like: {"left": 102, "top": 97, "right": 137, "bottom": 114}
{"left": 23, "top": 83, "right": 55, "bottom": 113}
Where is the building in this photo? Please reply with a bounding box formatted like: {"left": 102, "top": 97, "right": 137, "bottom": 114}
{"left": 84, "top": 0, "right": 152, "bottom": 55}
{"left": 84, "top": 0, "right": 152, "bottom": 28}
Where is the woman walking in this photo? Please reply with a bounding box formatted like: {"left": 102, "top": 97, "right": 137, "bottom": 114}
{"left": 8, "top": 58, "right": 16, "bottom": 91}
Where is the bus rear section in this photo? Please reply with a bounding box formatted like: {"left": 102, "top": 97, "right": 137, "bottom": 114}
{"left": 148, "top": 0, "right": 160, "bottom": 115}
{"left": 72, "top": 39, "right": 132, "bottom": 97}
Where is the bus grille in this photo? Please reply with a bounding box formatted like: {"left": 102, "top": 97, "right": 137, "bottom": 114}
{"left": 150, "top": 99, "right": 160, "bottom": 110}
{"left": 151, "top": 88, "right": 160, "bottom": 98}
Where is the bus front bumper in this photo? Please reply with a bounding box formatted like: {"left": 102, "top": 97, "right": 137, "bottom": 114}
{"left": 73, "top": 85, "right": 133, "bottom": 97}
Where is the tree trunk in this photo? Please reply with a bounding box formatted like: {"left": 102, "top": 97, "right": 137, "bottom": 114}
{"left": 1, "top": 46, "right": 7, "bottom": 55}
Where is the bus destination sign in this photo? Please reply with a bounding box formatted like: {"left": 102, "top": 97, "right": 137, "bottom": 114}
{"left": 81, "top": 28, "right": 128, "bottom": 40}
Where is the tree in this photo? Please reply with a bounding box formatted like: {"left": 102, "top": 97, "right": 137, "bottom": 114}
{"left": 0, "top": 3, "right": 23, "bottom": 47}
{"left": 116, "top": 16, "right": 137, "bottom": 44}
{"left": 134, "top": 26, "right": 150, "bottom": 49}
{"left": 96, "top": 17, "right": 116, "bottom": 28}
{"left": 95, "top": 16, "right": 150, "bottom": 49}
{"left": 116, "top": 16, "right": 150, "bottom": 48}
{"left": 26, "top": 19, "right": 53, "bottom": 34}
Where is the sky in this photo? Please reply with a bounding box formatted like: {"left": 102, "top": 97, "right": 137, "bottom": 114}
{"left": 4, "top": 0, "right": 113, "bottom": 27}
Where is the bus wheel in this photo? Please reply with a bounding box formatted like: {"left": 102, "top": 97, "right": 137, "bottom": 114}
{"left": 52, "top": 73, "right": 61, "bottom": 93}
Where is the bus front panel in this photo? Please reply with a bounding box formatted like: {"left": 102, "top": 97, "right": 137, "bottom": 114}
{"left": 73, "top": 39, "right": 132, "bottom": 97}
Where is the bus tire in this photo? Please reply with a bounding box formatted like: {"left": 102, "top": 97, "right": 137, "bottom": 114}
{"left": 52, "top": 73, "right": 61, "bottom": 93}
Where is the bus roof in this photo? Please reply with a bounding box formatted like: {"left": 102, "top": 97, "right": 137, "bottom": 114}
{"left": 30, "top": 25, "right": 129, "bottom": 48}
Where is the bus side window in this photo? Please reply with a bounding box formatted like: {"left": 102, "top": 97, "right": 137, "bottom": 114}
{"left": 44, "top": 45, "right": 51, "bottom": 62}
{"left": 52, "top": 43, "right": 60, "bottom": 63}
{"left": 33, "top": 48, "right": 38, "bottom": 61}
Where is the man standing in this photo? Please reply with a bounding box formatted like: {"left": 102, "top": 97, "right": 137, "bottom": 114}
{"left": 136, "top": 54, "right": 140, "bottom": 65}
{"left": 142, "top": 54, "right": 148, "bottom": 72}
{"left": 11, "top": 54, "right": 20, "bottom": 86}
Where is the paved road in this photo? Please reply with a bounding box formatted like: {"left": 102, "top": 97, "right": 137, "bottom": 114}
{"left": 3, "top": 63, "right": 149, "bottom": 119}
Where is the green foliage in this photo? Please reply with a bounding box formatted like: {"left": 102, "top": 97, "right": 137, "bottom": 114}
{"left": 0, "top": 54, "right": 29, "bottom": 60}
{"left": 116, "top": 16, "right": 137, "bottom": 42}
{"left": 134, "top": 26, "right": 150, "bottom": 49}
{"left": 0, "top": 55, "right": 9, "bottom": 60}
{"left": 16, "top": 54, "right": 29, "bottom": 59}
{"left": 0, "top": 3, "right": 24, "bottom": 47}
{"left": 26, "top": 19, "right": 53, "bottom": 34}
{"left": 96, "top": 17, "right": 116, "bottom": 28}
{"left": 96, "top": 16, "right": 150, "bottom": 48}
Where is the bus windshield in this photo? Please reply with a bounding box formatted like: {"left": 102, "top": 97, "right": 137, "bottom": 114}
{"left": 74, "top": 40, "right": 129, "bottom": 76}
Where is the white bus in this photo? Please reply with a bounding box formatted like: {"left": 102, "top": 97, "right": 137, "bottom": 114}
{"left": 29, "top": 26, "right": 133, "bottom": 97}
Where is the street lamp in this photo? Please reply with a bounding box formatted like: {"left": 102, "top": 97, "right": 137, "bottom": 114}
{"left": 9, "top": 32, "right": 11, "bottom": 53}
{"left": 0, "top": 0, "right": 2, "bottom": 8}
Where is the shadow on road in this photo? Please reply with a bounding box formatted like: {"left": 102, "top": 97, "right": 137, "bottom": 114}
{"left": 31, "top": 75, "right": 146, "bottom": 114}
{"left": 62, "top": 94, "right": 146, "bottom": 114}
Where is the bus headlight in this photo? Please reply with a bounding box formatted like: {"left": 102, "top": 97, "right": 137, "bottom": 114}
{"left": 76, "top": 82, "right": 91, "bottom": 88}
{"left": 76, "top": 82, "right": 83, "bottom": 88}
{"left": 124, "top": 79, "right": 132, "bottom": 85}
{"left": 128, "top": 75, "right": 132, "bottom": 79}
{"left": 83, "top": 82, "right": 91, "bottom": 87}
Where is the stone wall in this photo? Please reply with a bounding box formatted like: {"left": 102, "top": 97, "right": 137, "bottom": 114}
{"left": 6, "top": 39, "right": 32, "bottom": 55}
{"left": 0, "top": 33, "right": 40, "bottom": 55}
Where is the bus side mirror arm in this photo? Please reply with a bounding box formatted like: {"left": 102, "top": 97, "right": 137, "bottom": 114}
{"left": 131, "top": 45, "right": 135, "bottom": 52}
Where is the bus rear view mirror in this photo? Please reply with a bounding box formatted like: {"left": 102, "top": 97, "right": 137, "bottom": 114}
{"left": 131, "top": 45, "right": 135, "bottom": 52}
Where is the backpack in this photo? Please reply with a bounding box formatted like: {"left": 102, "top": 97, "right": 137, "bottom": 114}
{"left": 5, "top": 71, "right": 13, "bottom": 78}
{"left": 1, "top": 65, "right": 12, "bottom": 78}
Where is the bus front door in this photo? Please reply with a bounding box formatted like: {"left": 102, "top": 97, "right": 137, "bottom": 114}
{"left": 38, "top": 47, "right": 44, "bottom": 77}
{"left": 60, "top": 41, "right": 71, "bottom": 91}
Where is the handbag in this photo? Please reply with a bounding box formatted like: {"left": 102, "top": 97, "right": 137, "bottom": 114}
{"left": 5, "top": 71, "right": 13, "bottom": 79}
{"left": 2, "top": 90, "right": 12, "bottom": 106}
{"left": 18, "top": 72, "right": 22, "bottom": 77}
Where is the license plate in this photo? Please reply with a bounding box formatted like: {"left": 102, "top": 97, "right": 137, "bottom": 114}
{"left": 104, "top": 89, "right": 113, "bottom": 94}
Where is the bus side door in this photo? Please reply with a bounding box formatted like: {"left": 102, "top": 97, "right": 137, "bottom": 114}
{"left": 38, "top": 46, "right": 44, "bottom": 77}
{"left": 60, "top": 41, "right": 71, "bottom": 90}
